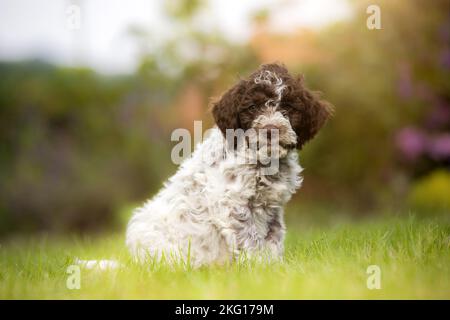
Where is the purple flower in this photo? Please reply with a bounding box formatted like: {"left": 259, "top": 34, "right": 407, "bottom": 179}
{"left": 428, "top": 134, "right": 450, "bottom": 161}
{"left": 395, "top": 127, "right": 427, "bottom": 162}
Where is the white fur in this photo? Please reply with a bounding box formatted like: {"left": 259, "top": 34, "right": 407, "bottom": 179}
{"left": 126, "top": 127, "right": 302, "bottom": 267}
{"left": 254, "top": 70, "right": 286, "bottom": 108}
{"left": 126, "top": 70, "right": 303, "bottom": 267}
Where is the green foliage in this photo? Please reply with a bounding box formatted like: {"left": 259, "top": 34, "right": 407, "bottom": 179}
{"left": 297, "top": 0, "right": 450, "bottom": 208}
{"left": 164, "top": 0, "right": 205, "bottom": 21}
{"left": 408, "top": 170, "right": 450, "bottom": 215}
{"left": 0, "top": 61, "right": 175, "bottom": 234}
{"left": 1, "top": 0, "right": 449, "bottom": 234}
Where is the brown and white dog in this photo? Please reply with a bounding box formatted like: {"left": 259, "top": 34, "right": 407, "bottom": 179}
{"left": 126, "top": 63, "right": 333, "bottom": 267}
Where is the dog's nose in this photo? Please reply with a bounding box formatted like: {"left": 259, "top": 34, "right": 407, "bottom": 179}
{"left": 262, "top": 125, "right": 279, "bottom": 139}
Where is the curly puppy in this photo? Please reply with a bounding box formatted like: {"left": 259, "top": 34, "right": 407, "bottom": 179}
{"left": 126, "top": 63, "right": 333, "bottom": 267}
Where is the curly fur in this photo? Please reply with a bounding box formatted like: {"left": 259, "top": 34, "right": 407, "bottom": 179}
{"left": 213, "top": 63, "right": 333, "bottom": 149}
{"left": 126, "top": 63, "right": 333, "bottom": 267}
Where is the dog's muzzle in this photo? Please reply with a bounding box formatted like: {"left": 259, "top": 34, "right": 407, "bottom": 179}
{"left": 252, "top": 111, "right": 297, "bottom": 158}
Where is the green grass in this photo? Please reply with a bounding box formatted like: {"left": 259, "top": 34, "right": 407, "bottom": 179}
{"left": 1, "top": 215, "right": 449, "bottom": 299}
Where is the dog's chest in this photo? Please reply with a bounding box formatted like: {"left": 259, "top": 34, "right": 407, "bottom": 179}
{"left": 213, "top": 158, "right": 292, "bottom": 206}
{"left": 206, "top": 158, "right": 294, "bottom": 244}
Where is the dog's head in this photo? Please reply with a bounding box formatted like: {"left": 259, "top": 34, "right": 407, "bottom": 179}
{"left": 212, "top": 63, "right": 333, "bottom": 155}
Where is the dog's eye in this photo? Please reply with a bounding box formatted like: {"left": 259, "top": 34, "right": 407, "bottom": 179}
{"left": 246, "top": 104, "right": 257, "bottom": 112}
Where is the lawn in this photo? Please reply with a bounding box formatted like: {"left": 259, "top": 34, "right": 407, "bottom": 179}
{"left": 1, "top": 214, "right": 449, "bottom": 299}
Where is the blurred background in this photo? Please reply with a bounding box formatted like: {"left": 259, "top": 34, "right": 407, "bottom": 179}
{"left": 0, "top": 0, "right": 449, "bottom": 236}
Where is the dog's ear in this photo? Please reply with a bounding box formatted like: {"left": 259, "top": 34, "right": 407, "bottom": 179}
{"left": 294, "top": 76, "right": 334, "bottom": 149}
{"left": 211, "top": 80, "right": 247, "bottom": 136}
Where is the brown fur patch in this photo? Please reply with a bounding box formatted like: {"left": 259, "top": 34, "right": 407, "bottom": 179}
{"left": 211, "top": 63, "right": 334, "bottom": 149}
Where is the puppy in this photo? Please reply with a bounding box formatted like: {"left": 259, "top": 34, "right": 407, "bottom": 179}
{"left": 126, "top": 63, "right": 333, "bottom": 267}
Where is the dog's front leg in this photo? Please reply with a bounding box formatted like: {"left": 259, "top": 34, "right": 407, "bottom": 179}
{"left": 212, "top": 215, "right": 241, "bottom": 262}
{"left": 262, "top": 208, "right": 286, "bottom": 261}
{"left": 220, "top": 226, "right": 241, "bottom": 258}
